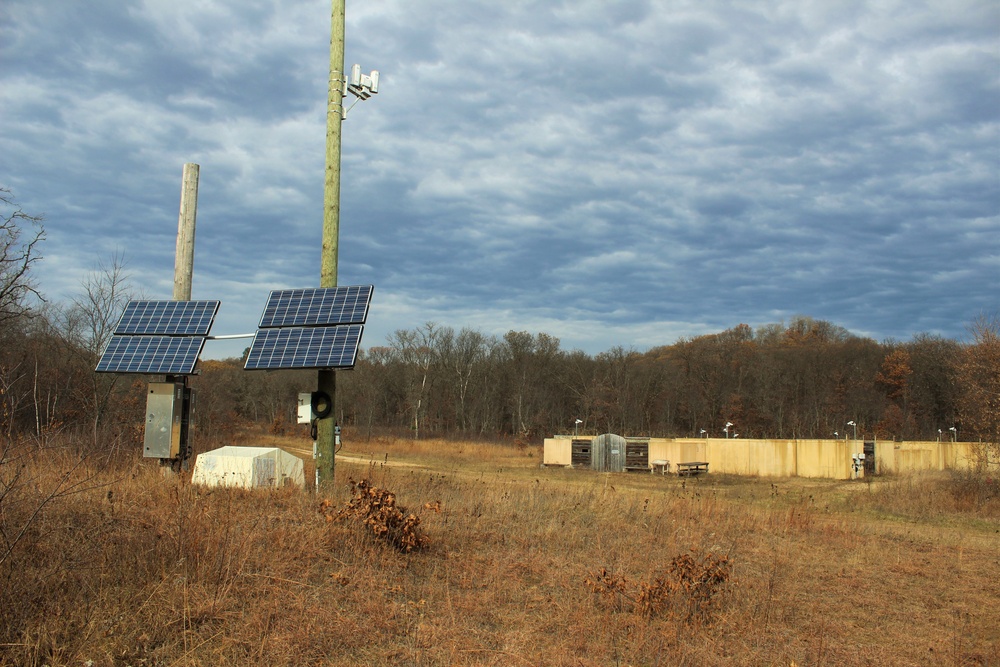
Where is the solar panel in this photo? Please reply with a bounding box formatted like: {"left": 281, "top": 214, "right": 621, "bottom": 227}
{"left": 244, "top": 325, "right": 363, "bottom": 370}
{"left": 258, "top": 286, "right": 372, "bottom": 328}
{"left": 114, "top": 300, "right": 220, "bottom": 336}
{"left": 95, "top": 335, "right": 206, "bottom": 375}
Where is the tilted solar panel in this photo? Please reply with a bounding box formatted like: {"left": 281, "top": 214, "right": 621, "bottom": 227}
{"left": 258, "top": 286, "right": 372, "bottom": 328}
{"left": 95, "top": 335, "right": 206, "bottom": 375}
{"left": 114, "top": 300, "right": 220, "bottom": 336}
{"left": 244, "top": 325, "right": 363, "bottom": 370}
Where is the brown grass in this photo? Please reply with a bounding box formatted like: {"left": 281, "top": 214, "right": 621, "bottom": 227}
{"left": 1, "top": 431, "right": 998, "bottom": 666}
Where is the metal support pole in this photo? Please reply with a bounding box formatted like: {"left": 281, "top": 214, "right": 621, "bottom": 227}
{"left": 316, "top": 0, "right": 346, "bottom": 486}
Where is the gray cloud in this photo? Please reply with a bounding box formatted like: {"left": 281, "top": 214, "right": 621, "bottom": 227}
{"left": 1, "top": 0, "right": 996, "bottom": 357}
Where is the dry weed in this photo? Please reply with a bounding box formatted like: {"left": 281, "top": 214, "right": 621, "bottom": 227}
{"left": 326, "top": 477, "right": 432, "bottom": 552}
{"left": 586, "top": 550, "right": 732, "bottom": 624}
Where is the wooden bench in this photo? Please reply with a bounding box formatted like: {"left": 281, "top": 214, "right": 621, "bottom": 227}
{"left": 676, "top": 461, "right": 709, "bottom": 477}
{"left": 649, "top": 459, "right": 671, "bottom": 474}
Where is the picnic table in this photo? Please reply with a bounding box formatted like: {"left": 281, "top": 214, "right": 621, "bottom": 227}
{"left": 649, "top": 459, "right": 671, "bottom": 474}
{"left": 676, "top": 461, "right": 709, "bottom": 477}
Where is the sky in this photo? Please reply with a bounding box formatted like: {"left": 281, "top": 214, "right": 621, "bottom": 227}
{"left": 1, "top": 0, "right": 998, "bottom": 359}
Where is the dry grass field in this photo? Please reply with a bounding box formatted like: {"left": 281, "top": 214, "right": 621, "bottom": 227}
{"left": 2, "top": 432, "right": 999, "bottom": 666}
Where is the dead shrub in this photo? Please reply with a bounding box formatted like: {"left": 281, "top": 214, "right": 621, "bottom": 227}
{"left": 586, "top": 550, "right": 732, "bottom": 624}
{"left": 324, "top": 477, "right": 432, "bottom": 553}
{"left": 584, "top": 568, "right": 633, "bottom": 614}
{"left": 948, "top": 469, "right": 1000, "bottom": 515}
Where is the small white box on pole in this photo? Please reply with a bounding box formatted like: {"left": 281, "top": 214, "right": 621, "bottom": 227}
{"left": 297, "top": 392, "right": 311, "bottom": 424}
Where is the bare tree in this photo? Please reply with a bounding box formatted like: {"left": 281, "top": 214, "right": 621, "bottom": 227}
{"left": 0, "top": 360, "right": 27, "bottom": 438}
{"left": 0, "top": 188, "right": 45, "bottom": 327}
{"left": 958, "top": 313, "right": 1000, "bottom": 463}
{"left": 498, "top": 331, "right": 562, "bottom": 438}
{"left": 906, "top": 334, "right": 961, "bottom": 439}
{"left": 71, "top": 252, "right": 133, "bottom": 356}
{"left": 387, "top": 323, "right": 442, "bottom": 439}
{"left": 436, "top": 327, "right": 488, "bottom": 434}
{"left": 60, "top": 253, "right": 138, "bottom": 446}
{"left": 345, "top": 346, "right": 398, "bottom": 440}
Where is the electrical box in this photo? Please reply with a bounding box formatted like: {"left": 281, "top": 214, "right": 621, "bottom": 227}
{"left": 144, "top": 382, "right": 184, "bottom": 458}
{"left": 297, "top": 393, "right": 311, "bottom": 424}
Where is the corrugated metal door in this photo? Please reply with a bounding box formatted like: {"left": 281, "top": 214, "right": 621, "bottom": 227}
{"left": 591, "top": 434, "right": 627, "bottom": 472}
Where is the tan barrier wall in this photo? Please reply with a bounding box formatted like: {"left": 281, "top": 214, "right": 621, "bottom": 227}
{"left": 543, "top": 438, "right": 572, "bottom": 466}
{"left": 876, "top": 440, "right": 983, "bottom": 474}
{"left": 544, "top": 436, "right": 984, "bottom": 480}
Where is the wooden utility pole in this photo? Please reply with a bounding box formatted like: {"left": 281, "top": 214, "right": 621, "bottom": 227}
{"left": 168, "top": 162, "right": 199, "bottom": 472}
{"left": 316, "top": 0, "right": 346, "bottom": 485}
{"left": 174, "top": 163, "right": 199, "bottom": 301}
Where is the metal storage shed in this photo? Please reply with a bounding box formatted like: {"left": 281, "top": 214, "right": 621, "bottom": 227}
{"left": 591, "top": 434, "right": 628, "bottom": 472}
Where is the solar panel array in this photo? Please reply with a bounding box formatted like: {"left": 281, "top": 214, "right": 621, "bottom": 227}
{"left": 244, "top": 325, "right": 363, "bottom": 370}
{"left": 96, "top": 336, "right": 206, "bottom": 375}
{"left": 96, "top": 300, "right": 220, "bottom": 375}
{"left": 259, "top": 286, "right": 371, "bottom": 328}
{"left": 93, "top": 288, "right": 373, "bottom": 374}
{"left": 245, "top": 285, "right": 373, "bottom": 371}
{"left": 115, "top": 300, "right": 220, "bottom": 335}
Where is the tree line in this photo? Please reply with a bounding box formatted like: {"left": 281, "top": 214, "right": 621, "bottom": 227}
{"left": 333, "top": 318, "right": 998, "bottom": 446}
{"left": 1, "top": 189, "right": 998, "bottom": 451}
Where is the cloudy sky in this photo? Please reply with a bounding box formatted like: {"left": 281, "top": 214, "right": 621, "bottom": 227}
{"left": 2, "top": 0, "right": 997, "bottom": 359}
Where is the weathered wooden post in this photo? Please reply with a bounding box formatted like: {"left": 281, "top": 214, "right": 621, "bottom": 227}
{"left": 174, "top": 163, "right": 199, "bottom": 301}
{"left": 315, "top": 0, "right": 346, "bottom": 487}
{"left": 168, "top": 162, "right": 199, "bottom": 472}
